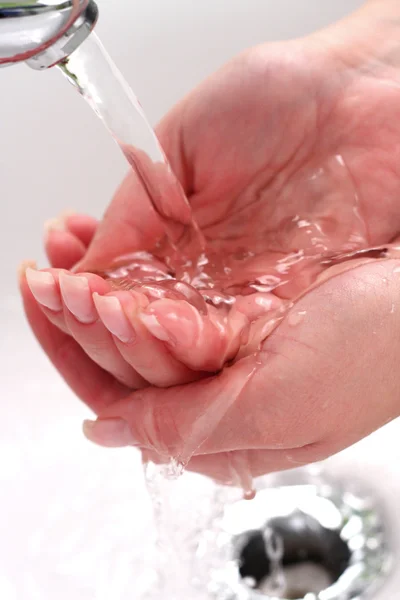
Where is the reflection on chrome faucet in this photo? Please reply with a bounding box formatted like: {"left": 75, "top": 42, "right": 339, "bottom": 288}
{"left": 0, "top": 0, "right": 98, "bottom": 69}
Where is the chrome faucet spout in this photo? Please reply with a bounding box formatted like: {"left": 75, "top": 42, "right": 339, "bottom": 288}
{"left": 0, "top": 0, "right": 98, "bottom": 69}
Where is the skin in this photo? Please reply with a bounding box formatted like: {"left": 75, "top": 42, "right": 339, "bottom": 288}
{"left": 20, "top": 0, "right": 400, "bottom": 484}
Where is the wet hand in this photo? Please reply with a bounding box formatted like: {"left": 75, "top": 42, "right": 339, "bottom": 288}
{"left": 20, "top": 0, "right": 400, "bottom": 482}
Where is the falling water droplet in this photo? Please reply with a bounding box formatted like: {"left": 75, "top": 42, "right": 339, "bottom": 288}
{"left": 263, "top": 527, "right": 286, "bottom": 595}
{"left": 243, "top": 577, "right": 257, "bottom": 589}
{"left": 243, "top": 489, "right": 257, "bottom": 501}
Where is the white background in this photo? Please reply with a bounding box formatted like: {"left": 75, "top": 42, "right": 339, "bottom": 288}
{"left": 3, "top": 1, "right": 400, "bottom": 599}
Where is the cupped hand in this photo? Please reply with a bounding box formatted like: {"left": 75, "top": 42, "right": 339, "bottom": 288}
{"left": 20, "top": 12, "right": 400, "bottom": 483}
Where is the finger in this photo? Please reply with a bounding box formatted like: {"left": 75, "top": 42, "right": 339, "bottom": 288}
{"left": 138, "top": 288, "right": 288, "bottom": 370}
{"left": 20, "top": 266, "right": 128, "bottom": 414}
{"left": 25, "top": 267, "right": 69, "bottom": 334}
{"left": 82, "top": 259, "right": 400, "bottom": 460}
{"left": 45, "top": 213, "right": 98, "bottom": 269}
{"left": 63, "top": 213, "right": 99, "bottom": 247}
{"left": 93, "top": 290, "right": 199, "bottom": 387}
{"left": 26, "top": 266, "right": 145, "bottom": 388}
{"left": 139, "top": 298, "right": 248, "bottom": 371}
{"left": 58, "top": 272, "right": 146, "bottom": 389}
{"left": 83, "top": 355, "right": 259, "bottom": 462}
{"left": 46, "top": 231, "right": 86, "bottom": 270}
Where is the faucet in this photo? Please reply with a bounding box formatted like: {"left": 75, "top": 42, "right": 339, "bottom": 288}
{"left": 0, "top": 0, "right": 98, "bottom": 70}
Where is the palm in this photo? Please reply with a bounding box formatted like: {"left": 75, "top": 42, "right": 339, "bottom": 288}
{"left": 184, "top": 41, "right": 400, "bottom": 253}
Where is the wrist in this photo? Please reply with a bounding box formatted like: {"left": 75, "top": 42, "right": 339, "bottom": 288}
{"left": 310, "top": 0, "right": 400, "bottom": 71}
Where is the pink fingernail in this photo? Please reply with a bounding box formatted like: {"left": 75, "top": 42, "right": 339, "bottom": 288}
{"left": 93, "top": 294, "right": 136, "bottom": 343}
{"left": 59, "top": 273, "right": 96, "bottom": 324}
{"left": 140, "top": 302, "right": 202, "bottom": 347}
{"left": 83, "top": 418, "right": 136, "bottom": 447}
{"left": 44, "top": 211, "right": 77, "bottom": 237}
{"left": 139, "top": 313, "right": 170, "bottom": 342}
{"left": 18, "top": 260, "right": 37, "bottom": 282}
{"left": 43, "top": 217, "right": 66, "bottom": 243}
{"left": 26, "top": 267, "right": 62, "bottom": 312}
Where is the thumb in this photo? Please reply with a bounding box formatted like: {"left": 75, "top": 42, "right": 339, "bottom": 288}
{"left": 83, "top": 355, "right": 259, "bottom": 464}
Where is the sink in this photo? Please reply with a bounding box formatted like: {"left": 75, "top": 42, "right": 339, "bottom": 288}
{"left": 0, "top": 0, "right": 390, "bottom": 597}
{"left": 0, "top": 301, "right": 399, "bottom": 599}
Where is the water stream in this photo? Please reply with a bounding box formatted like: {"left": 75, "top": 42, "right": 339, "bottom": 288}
{"left": 59, "top": 32, "right": 265, "bottom": 596}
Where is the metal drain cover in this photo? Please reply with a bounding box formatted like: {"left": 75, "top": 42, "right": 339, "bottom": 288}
{"left": 207, "top": 473, "right": 392, "bottom": 600}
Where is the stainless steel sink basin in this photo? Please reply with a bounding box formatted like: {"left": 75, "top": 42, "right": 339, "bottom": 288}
{"left": 0, "top": 301, "right": 399, "bottom": 599}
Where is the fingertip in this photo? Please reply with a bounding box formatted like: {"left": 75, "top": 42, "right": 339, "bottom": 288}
{"left": 25, "top": 267, "right": 63, "bottom": 312}
{"left": 82, "top": 417, "right": 136, "bottom": 448}
{"left": 140, "top": 299, "right": 203, "bottom": 347}
{"left": 59, "top": 272, "right": 97, "bottom": 324}
{"left": 44, "top": 217, "right": 66, "bottom": 240}
{"left": 93, "top": 293, "right": 136, "bottom": 343}
{"left": 17, "top": 260, "right": 37, "bottom": 284}
{"left": 138, "top": 312, "right": 171, "bottom": 342}
{"left": 45, "top": 229, "right": 87, "bottom": 270}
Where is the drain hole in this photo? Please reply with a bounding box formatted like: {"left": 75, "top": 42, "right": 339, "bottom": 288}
{"left": 237, "top": 510, "right": 351, "bottom": 598}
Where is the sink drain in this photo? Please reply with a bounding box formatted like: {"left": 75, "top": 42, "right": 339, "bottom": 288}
{"left": 208, "top": 472, "right": 392, "bottom": 599}
{"left": 238, "top": 510, "right": 351, "bottom": 598}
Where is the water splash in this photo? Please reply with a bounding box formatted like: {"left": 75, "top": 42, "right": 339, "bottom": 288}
{"left": 59, "top": 32, "right": 205, "bottom": 265}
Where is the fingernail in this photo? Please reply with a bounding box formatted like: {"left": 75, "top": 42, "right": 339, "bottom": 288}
{"left": 18, "top": 260, "right": 37, "bottom": 282}
{"left": 93, "top": 294, "right": 136, "bottom": 343}
{"left": 26, "top": 267, "right": 62, "bottom": 311}
{"left": 60, "top": 209, "right": 76, "bottom": 219}
{"left": 139, "top": 313, "right": 170, "bottom": 342}
{"left": 140, "top": 301, "right": 202, "bottom": 347}
{"left": 44, "top": 217, "right": 66, "bottom": 239}
{"left": 59, "top": 273, "right": 96, "bottom": 324}
{"left": 83, "top": 418, "right": 136, "bottom": 447}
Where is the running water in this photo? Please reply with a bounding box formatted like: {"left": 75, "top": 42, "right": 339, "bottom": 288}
{"left": 262, "top": 527, "right": 286, "bottom": 596}
{"left": 59, "top": 33, "right": 205, "bottom": 266}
